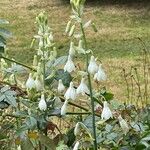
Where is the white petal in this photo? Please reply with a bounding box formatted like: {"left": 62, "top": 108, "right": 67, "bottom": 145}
{"left": 76, "top": 78, "right": 89, "bottom": 95}
{"left": 26, "top": 73, "right": 35, "bottom": 89}
{"left": 101, "top": 101, "right": 113, "bottom": 120}
{"left": 58, "top": 79, "right": 65, "bottom": 93}
{"left": 38, "top": 94, "right": 47, "bottom": 111}
{"left": 64, "top": 82, "right": 76, "bottom": 100}
{"left": 73, "top": 141, "right": 80, "bottom": 150}
{"left": 88, "top": 56, "right": 98, "bottom": 74}
{"left": 64, "top": 55, "right": 75, "bottom": 73}
{"left": 61, "top": 100, "right": 68, "bottom": 116}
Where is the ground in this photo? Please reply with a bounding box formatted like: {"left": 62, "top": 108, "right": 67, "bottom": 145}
{"left": 0, "top": 0, "right": 150, "bottom": 101}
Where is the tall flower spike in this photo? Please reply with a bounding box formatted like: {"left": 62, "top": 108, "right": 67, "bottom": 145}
{"left": 64, "top": 82, "right": 76, "bottom": 100}
{"left": 73, "top": 141, "right": 80, "bottom": 150}
{"left": 58, "top": 79, "right": 65, "bottom": 93}
{"left": 35, "top": 75, "right": 44, "bottom": 91}
{"left": 101, "top": 101, "right": 113, "bottom": 120}
{"left": 76, "top": 78, "right": 89, "bottom": 95}
{"left": 61, "top": 99, "right": 68, "bottom": 116}
{"left": 94, "top": 64, "right": 107, "bottom": 81}
{"left": 69, "top": 42, "right": 75, "bottom": 57}
{"left": 25, "top": 73, "right": 35, "bottom": 89}
{"left": 38, "top": 94, "right": 47, "bottom": 111}
{"left": 118, "top": 115, "right": 129, "bottom": 135}
{"left": 64, "top": 55, "right": 75, "bottom": 73}
{"left": 88, "top": 55, "right": 98, "bottom": 74}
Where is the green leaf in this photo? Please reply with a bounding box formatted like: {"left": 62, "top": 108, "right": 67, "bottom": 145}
{"left": 0, "top": 28, "right": 12, "bottom": 38}
{"left": 53, "top": 56, "right": 67, "bottom": 67}
{"left": 0, "top": 19, "right": 9, "bottom": 24}
{"left": 21, "top": 138, "right": 34, "bottom": 150}
{"left": 55, "top": 69, "right": 72, "bottom": 87}
{"left": 39, "top": 133, "right": 56, "bottom": 150}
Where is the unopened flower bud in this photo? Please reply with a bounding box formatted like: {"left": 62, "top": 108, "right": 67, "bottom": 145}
{"left": 65, "top": 20, "right": 72, "bottom": 33}
{"left": 58, "top": 79, "right": 65, "bottom": 93}
{"left": 69, "top": 25, "right": 75, "bottom": 37}
{"left": 61, "top": 100, "right": 68, "bottom": 116}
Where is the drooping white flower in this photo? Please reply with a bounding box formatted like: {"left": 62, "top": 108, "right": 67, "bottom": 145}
{"left": 73, "top": 141, "right": 80, "bottom": 150}
{"left": 25, "top": 73, "right": 35, "bottom": 89}
{"left": 88, "top": 56, "right": 98, "bottom": 74}
{"left": 58, "top": 79, "right": 65, "bottom": 93}
{"left": 74, "top": 122, "right": 80, "bottom": 136}
{"left": 101, "top": 101, "right": 113, "bottom": 120}
{"left": 61, "top": 99, "right": 68, "bottom": 116}
{"left": 94, "top": 64, "right": 107, "bottom": 81}
{"left": 35, "top": 75, "right": 44, "bottom": 91}
{"left": 76, "top": 40, "right": 85, "bottom": 54}
{"left": 118, "top": 115, "right": 129, "bottom": 135}
{"left": 76, "top": 78, "right": 89, "bottom": 95}
{"left": 64, "top": 55, "right": 75, "bottom": 73}
{"left": 38, "top": 94, "right": 47, "bottom": 111}
{"left": 69, "top": 42, "right": 75, "bottom": 57}
{"left": 64, "top": 82, "right": 76, "bottom": 100}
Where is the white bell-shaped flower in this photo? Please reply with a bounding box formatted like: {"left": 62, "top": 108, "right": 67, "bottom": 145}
{"left": 38, "top": 94, "right": 47, "bottom": 111}
{"left": 73, "top": 141, "right": 80, "bottom": 150}
{"left": 76, "top": 78, "right": 89, "bottom": 95}
{"left": 64, "top": 55, "right": 75, "bottom": 73}
{"left": 35, "top": 75, "right": 44, "bottom": 91}
{"left": 101, "top": 101, "right": 113, "bottom": 120}
{"left": 64, "top": 82, "right": 76, "bottom": 100}
{"left": 94, "top": 64, "right": 107, "bottom": 81}
{"left": 88, "top": 56, "right": 98, "bottom": 74}
{"left": 118, "top": 115, "right": 129, "bottom": 135}
{"left": 58, "top": 79, "right": 65, "bottom": 93}
{"left": 25, "top": 73, "right": 35, "bottom": 89}
{"left": 61, "top": 99, "right": 68, "bottom": 116}
{"left": 69, "top": 42, "right": 75, "bottom": 57}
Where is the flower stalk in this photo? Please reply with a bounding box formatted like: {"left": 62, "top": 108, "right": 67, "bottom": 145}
{"left": 79, "top": 14, "right": 98, "bottom": 150}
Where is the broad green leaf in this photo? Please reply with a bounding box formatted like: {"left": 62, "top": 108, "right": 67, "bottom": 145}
{"left": 21, "top": 138, "right": 34, "bottom": 150}
{"left": 0, "top": 28, "right": 12, "bottom": 38}
{"left": 55, "top": 69, "right": 72, "bottom": 87}
{"left": 39, "top": 133, "right": 56, "bottom": 150}
{"left": 53, "top": 56, "right": 67, "bottom": 67}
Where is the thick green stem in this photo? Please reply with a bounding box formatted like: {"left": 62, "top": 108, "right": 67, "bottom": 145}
{"left": 79, "top": 18, "right": 98, "bottom": 150}
{"left": 0, "top": 55, "right": 36, "bottom": 71}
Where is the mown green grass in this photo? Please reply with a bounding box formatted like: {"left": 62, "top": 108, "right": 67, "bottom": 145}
{"left": 0, "top": 0, "right": 150, "bottom": 100}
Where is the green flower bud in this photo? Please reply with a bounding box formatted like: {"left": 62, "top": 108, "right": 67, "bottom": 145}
{"left": 65, "top": 20, "right": 72, "bottom": 33}
{"left": 69, "top": 25, "right": 75, "bottom": 37}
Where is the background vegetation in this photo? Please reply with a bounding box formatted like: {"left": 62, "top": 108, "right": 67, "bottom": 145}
{"left": 0, "top": 0, "right": 150, "bottom": 100}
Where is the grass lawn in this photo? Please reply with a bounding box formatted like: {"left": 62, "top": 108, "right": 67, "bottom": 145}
{"left": 0, "top": 0, "right": 150, "bottom": 101}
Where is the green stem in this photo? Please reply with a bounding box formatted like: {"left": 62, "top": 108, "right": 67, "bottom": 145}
{"left": 79, "top": 17, "right": 98, "bottom": 150}
{"left": 0, "top": 55, "right": 36, "bottom": 71}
